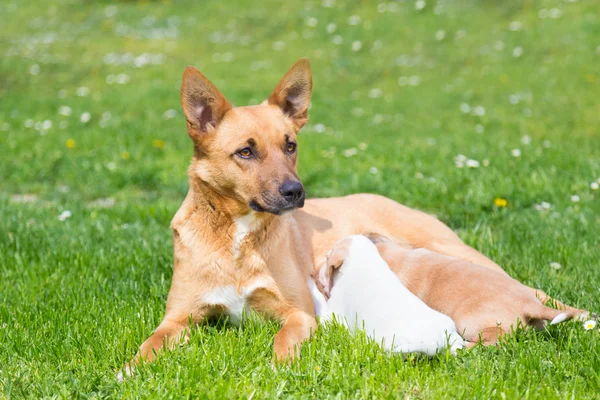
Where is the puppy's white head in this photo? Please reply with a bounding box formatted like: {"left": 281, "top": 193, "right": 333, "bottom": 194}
{"left": 317, "top": 235, "right": 378, "bottom": 298}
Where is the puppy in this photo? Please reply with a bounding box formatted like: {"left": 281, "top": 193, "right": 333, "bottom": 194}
{"left": 373, "top": 239, "right": 577, "bottom": 344}
{"left": 313, "top": 235, "right": 464, "bottom": 355}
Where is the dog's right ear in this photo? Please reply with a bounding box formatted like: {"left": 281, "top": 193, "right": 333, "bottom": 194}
{"left": 318, "top": 240, "right": 350, "bottom": 298}
{"left": 180, "top": 66, "right": 232, "bottom": 144}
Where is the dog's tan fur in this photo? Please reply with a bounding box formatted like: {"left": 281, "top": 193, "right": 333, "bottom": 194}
{"left": 122, "top": 59, "right": 585, "bottom": 373}
{"left": 372, "top": 240, "right": 582, "bottom": 344}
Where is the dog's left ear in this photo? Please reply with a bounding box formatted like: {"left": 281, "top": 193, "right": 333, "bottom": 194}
{"left": 268, "top": 58, "right": 312, "bottom": 130}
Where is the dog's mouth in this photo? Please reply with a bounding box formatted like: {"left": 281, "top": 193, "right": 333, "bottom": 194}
{"left": 249, "top": 198, "right": 304, "bottom": 215}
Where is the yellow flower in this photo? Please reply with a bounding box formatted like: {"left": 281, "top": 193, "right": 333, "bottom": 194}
{"left": 121, "top": 151, "right": 130, "bottom": 160}
{"left": 66, "top": 139, "right": 76, "bottom": 149}
{"left": 152, "top": 139, "right": 165, "bottom": 149}
{"left": 315, "top": 365, "right": 321, "bottom": 372}
{"left": 494, "top": 198, "right": 508, "bottom": 208}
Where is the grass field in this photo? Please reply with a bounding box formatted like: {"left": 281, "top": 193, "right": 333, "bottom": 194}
{"left": 1, "top": 0, "right": 600, "bottom": 398}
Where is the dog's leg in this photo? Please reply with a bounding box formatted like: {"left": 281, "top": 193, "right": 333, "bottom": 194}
{"left": 117, "top": 315, "right": 195, "bottom": 381}
{"left": 273, "top": 310, "right": 317, "bottom": 364}
{"left": 530, "top": 288, "right": 590, "bottom": 319}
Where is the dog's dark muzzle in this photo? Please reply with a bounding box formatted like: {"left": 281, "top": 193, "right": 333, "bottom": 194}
{"left": 278, "top": 180, "right": 305, "bottom": 208}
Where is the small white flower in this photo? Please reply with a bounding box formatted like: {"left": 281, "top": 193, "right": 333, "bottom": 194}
{"left": 30, "top": 64, "right": 40, "bottom": 75}
{"left": 509, "top": 94, "right": 520, "bottom": 104}
{"left": 163, "top": 109, "right": 177, "bottom": 119}
{"left": 59, "top": 106, "right": 72, "bottom": 116}
{"left": 58, "top": 210, "right": 72, "bottom": 221}
{"left": 368, "top": 88, "right": 382, "bottom": 98}
{"left": 24, "top": 119, "right": 34, "bottom": 128}
{"left": 106, "top": 74, "right": 116, "bottom": 84}
{"left": 306, "top": 17, "right": 318, "bottom": 27}
{"left": 408, "top": 76, "right": 421, "bottom": 86}
{"left": 347, "top": 15, "right": 361, "bottom": 25}
{"left": 80, "top": 112, "right": 91, "bottom": 123}
{"left": 541, "top": 201, "right": 551, "bottom": 210}
{"left": 369, "top": 166, "right": 378, "bottom": 174}
{"left": 460, "top": 103, "right": 470, "bottom": 114}
{"left": 591, "top": 182, "right": 599, "bottom": 190}
{"left": 466, "top": 159, "right": 480, "bottom": 168}
{"left": 332, "top": 35, "right": 343, "bottom": 45}
{"left": 435, "top": 30, "right": 446, "bottom": 41}
{"left": 549, "top": 8, "right": 562, "bottom": 19}
{"left": 116, "top": 73, "right": 130, "bottom": 84}
{"left": 570, "top": 195, "right": 580, "bottom": 203}
{"left": 41, "top": 120, "right": 52, "bottom": 130}
{"left": 358, "top": 142, "right": 368, "bottom": 151}
{"left": 343, "top": 148, "right": 358, "bottom": 157}
{"left": 511, "top": 149, "right": 521, "bottom": 157}
{"left": 482, "top": 159, "right": 489, "bottom": 167}
{"left": 326, "top": 23, "right": 336, "bottom": 34}
{"left": 76, "top": 86, "right": 90, "bottom": 97}
{"left": 415, "top": 0, "right": 426, "bottom": 11}
{"left": 509, "top": 21, "right": 522, "bottom": 31}
{"left": 314, "top": 123, "right": 325, "bottom": 133}
{"left": 472, "top": 105, "right": 485, "bottom": 116}
{"left": 351, "top": 41, "right": 362, "bottom": 52}
{"left": 475, "top": 124, "right": 484, "bottom": 133}
{"left": 272, "top": 41, "right": 286, "bottom": 51}
{"left": 583, "top": 320, "right": 597, "bottom": 331}
{"left": 521, "top": 135, "right": 531, "bottom": 145}
{"left": 512, "top": 47, "right": 523, "bottom": 58}
{"left": 543, "top": 140, "right": 552, "bottom": 148}
{"left": 550, "top": 262, "right": 561, "bottom": 270}
{"left": 455, "top": 154, "right": 467, "bottom": 163}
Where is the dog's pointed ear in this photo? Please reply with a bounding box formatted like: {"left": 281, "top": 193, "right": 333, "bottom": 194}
{"left": 181, "top": 66, "right": 232, "bottom": 143}
{"left": 268, "top": 58, "right": 312, "bottom": 130}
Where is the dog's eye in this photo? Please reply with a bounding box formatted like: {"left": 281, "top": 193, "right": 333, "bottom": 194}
{"left": 286, "top": 142, "right": 297, "bottom": 154}
{"left": 237, "top": 148, "right": 253, "bottom": 159}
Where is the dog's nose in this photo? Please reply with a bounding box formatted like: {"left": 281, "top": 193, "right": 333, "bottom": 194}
{"left": 279, "top": 180, "right": 305, "bottom": 204}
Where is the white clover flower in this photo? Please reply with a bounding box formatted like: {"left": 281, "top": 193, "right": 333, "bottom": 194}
{"left": 583, "top": 320, "right": 597, "bottom": 331}
{"left": 512, "top": 47, "right": 523, "bottom": 58}
{"left": 460, "top": 103, "right": 470, "bottom": 113}
{"left": 347, "top": 15, "right": 361, "bottom": 25}
{"left": 541, "top": 201, "right": 551, "bottom": 210}
{"left": 306, "top": 17, "right": 318, "bottom": 27}
{"left": 435, "top": 30, "right": 446, "bottom": 41}
{"left": 369, "top": 167, "right": 378, "bottom": 174}
{"left": 415, "top": 0, "right": 426, "bottom": 11}
{"left": 116, "top": 73, "right": 130, "bottom": 84}
{"left": 511, "top": 149, "right": 521, "bottom": 157}
{"left": 472, "top": 105, "right": 485, "bottom": 116}
{"left": 550, "top": 262, "right": 561, "bottom": 270}
{"left": 455, "top": 154, "right": 467, "bottom": 163}
{"left": 314, "top": 123, "right": 325, "bottom": 133}
{"left": 30, "top": 64, "right": 40, "bottom": 75}
{"left": 272, "top": 41, "right": 286, "bottom": 51}
{"left": 80, "top": 112, "right": 91, "bottom": 123}
{"left": 570, "top": 195, "right": 580, "bottom": 203}
{"left": 509, "top": 21, "right": 522, "bottom": 31}
{"left": 76, "top": 86, "right": 90, "bottom": 97}
{"left": 549, "top": 8, "right": 562, "bottom": 18}
{"left": 466, "top": 159, "right": 480, "bottom": 168}
{"left": 351, "top": 41, "right": 362, "bottom": 52}
{"left": 59, "top": 106, "right": 72, "bottom": 116}
{"left": 521, "top": 135, "right": 531, "bottom": 145}
{"left": 24, "top": 119, "right": 34, "bottom": 128}
{"left": 343, "top": 148, "right": 358, "bottom": 157}
{"left": 58, "top": 210, "right": 72, "bottom": 221}
{"left": 332, "top": 35, "right": 343, "bottom": 45}
{"left": 41, "top": 120, "right": 52, "bottom": 130}
{"left": 368, "top": 88, "right": 382, "bottom": 98}
{"left": 591, "top": 182, "right": 599, "bottom": 190}
{"left": 326, "top": 23, "right": 336, "bottom": 34}
{"left": 163, "top": 109, "right": 177, "bottom": 119}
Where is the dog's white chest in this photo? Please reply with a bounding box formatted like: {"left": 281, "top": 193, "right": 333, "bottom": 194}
{"left": 203, "top": 278, "right": 271, "bottom": 324}
{"left": 232, "top": 212, "right": 259, "bottom": 258}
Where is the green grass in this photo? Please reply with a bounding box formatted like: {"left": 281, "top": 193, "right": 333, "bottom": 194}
{"left": 1, "top": 0, "right": 600, "bottom": 398}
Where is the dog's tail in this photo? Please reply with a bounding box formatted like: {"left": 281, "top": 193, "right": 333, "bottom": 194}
{"left": 526, "top": 304, "right": 576, "bottom": 329}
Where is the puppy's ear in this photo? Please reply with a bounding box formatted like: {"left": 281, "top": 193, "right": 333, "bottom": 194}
{"left": 268, "top": 58, "right": 312, "bottom": 130}
{"left": 318, "top": 241, "right": 350, "bottom": 298}
{"left": 180, "top": 66, "right": 232, "bottom": 144}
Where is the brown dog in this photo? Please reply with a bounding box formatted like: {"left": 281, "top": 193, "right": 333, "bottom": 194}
{"left": 370, "top": 239, "right": 581, "bottom": 345}
{"left": 119, "top": 58, "right": 586, "bottom": 377}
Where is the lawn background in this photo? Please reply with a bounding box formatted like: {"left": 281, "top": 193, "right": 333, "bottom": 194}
{"left": 1, "top": 0, "right": 599, "bottom": 398}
